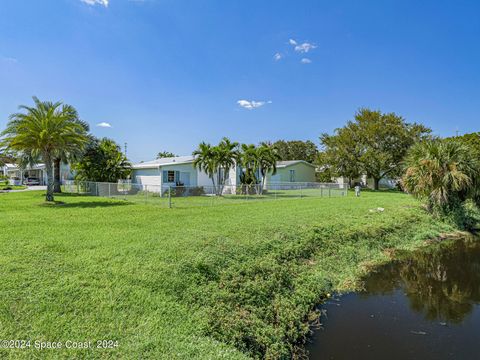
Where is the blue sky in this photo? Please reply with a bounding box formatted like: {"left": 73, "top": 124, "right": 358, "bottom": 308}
{"left": 1, "top": 0, "right": 479, "bottom": 162}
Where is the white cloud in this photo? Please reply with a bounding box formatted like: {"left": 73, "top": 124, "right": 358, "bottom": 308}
{"left": 273, "top": 52, "right": 283, "bottom": 61}
{"left": 80, "top": 0, "right": 109, "bottom": 7}
{"left": 301, "top": 58, "right": 312, "bottom": 64}
{"left": 237, "top": 100, "right": 270, "bottom": 110}
{"left": 289, "top": 39, "right": 297, "bottom": 46}
{"left": 295, "top": 42, "right": 316, "bottom": 53}
{"left": 96, "top": 122, "right": 112, "bottom": 128}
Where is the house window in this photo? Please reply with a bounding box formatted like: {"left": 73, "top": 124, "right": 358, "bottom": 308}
{"left": 163, "top": 170, "right": 179, "bottom": 183}
{"left": 289, "top": 169, "right": 295, "bottom": 182}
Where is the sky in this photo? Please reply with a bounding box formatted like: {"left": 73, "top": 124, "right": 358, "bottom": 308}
{"left": 1, "top": 0, "right": 479, "bottom": 162}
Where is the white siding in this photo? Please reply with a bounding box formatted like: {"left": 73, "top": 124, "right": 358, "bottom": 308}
{"left": 133, "top": 168, "right": 161, "bottom": 186}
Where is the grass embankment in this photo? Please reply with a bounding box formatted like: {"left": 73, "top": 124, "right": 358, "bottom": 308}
{"left": 0, "top": 191, "right": 454, "bottom": 359}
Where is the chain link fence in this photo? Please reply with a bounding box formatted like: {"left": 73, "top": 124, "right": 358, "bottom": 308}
{"left": 62, "top": 180, "right": 348, "bottom": 208}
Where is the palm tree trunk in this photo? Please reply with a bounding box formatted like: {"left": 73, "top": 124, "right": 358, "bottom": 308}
{"left": 53, "top": 158, "right": 62, "bottom": 193}
{"left": 45, "top": 156, "right": 54, "bottom": 202}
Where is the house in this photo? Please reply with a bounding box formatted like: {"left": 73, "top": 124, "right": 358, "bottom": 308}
{"left": 335, "top": 175, "right": 398, "bottom": 189}
{"left": 267, "top": 160, "right": 316, "bottom": 184}
{"left": 2, "top": 163, "right": 74, "bottom": 185}
{"left": 132, "top": 156, "right": 236, "bottom": 190}
{"left": 131, "top": 156, "right": 316, "bottom": 191}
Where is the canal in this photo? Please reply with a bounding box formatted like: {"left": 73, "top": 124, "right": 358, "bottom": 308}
{"left": 307, "top": 235, "right": 480, "bottom": 359}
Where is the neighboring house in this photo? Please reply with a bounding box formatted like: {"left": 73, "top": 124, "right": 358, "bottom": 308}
{"left": 2, "top": 163, "right": 74, "bottom": 185}
{"left": 267, "top": 160, "right": 316, "bottom": 184}
{"left": 131, "top": 156, "right": 317, "bottom": 191}
{"left": 336, "top": 175, "right": 398, "bottom": 189}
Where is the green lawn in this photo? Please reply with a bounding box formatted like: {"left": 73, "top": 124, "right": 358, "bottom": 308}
{"left": 0, "top": 191, "right": 454, "bottom": 359}
{"left": 0, "top": 184, "right": 27, "bottom": 190}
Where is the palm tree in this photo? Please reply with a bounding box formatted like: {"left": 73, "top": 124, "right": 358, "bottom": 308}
{"left": 402, "top": 139, "right": 479, "bottom": 213}
{"left": 193, "top": 142, "right": 218, "bottom": 193}
{"left": 257, "top": 142, "right": 280, "bottom": 192}
{"left": 1, "top": 97, "right": 89, "bottom": 201}
{"left": 53, "top": 117, "right": 90, "bottom": 193}
{"left": 238, "top": 144, "right": 260, "bottom": 194}
{"left": 216, "top": 137, "right": 239, "bottom": 193}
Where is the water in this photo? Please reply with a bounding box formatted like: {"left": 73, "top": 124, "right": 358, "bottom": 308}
{"left": 307, "top": 236, "right": 480, "bottom": 360}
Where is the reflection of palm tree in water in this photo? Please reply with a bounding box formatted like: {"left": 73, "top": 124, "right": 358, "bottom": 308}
{"left": 362, "top": 236, "right": 480, "bottom": 323}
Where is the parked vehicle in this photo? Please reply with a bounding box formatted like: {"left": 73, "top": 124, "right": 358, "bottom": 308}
{"left": 23, "top": 177, "right": 40, "bottom": 186}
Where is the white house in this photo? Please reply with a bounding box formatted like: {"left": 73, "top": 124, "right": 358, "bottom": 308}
{"left": 131, "top": 156, "right": 316, "bottom": 191}
{"left": 2, "top": 163, "right": 74, "bottom": 185}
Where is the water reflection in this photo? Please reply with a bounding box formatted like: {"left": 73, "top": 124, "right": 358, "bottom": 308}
{"left": 307, "top": 236, "right": 480, "bottom": 360}
{"left": 363, "top": 236, "right": 480, "bottom": 323}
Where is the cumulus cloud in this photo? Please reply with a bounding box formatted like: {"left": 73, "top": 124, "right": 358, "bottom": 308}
{"left": 289, "top": 39, "right": 297, "bottom": 46}
{"left": 237, "top": 100, "right": 270, "bottom": 110}
{"left": 273, "top": 52, "right": 283, "bottom": 61}
{"left": 96, "top": 122, "right": 112, "bottom": 128}
{"left": 294, "top": 42, "right": 316, "bottom": 53}
{"left": 301, "top": 58, "right": 312, "bottom": 64}
{"left": 80, "top": 0, "right": 109, "bottom": 7}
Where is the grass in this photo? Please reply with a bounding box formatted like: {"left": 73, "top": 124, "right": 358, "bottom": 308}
{"left": 0, "top": 184, "right": 27, "bottom": 190}
{"left": 0, "top": 190, "right": 455, "bottom": 359}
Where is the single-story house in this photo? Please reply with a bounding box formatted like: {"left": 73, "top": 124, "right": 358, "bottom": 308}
{"left": 131, "top": 156, "right": 316, "bottom": 191}
{"left": 2, "top": 163, "right": 74, "bottom": 185}
{"left": 336, "top": 175, "right": 398, "bottom": 189}
{"left": 267, "top": 161, "right": 316, "bottom": 184}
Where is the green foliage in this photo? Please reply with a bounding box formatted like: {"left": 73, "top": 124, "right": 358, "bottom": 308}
{"left": 0, "top": 96, "right": 89, "bottom": 201}
{"left": 320, "top": 108, "right": 431, "bottom": 189}
{"left": 272, "top": 140, "right": 318, "bottom": 163}
{"left": 73, "top": 137, "right": 132, "bottom": 182}
{"left": 156, "top": 151, "right": 177, "bottom": 159}
{"left": 193, "top": 138, "right": 239, "bottom": 194}
{"left": 0, "top": 191, "right": 455, "bottom": 359}
{"left": 402, "top": 139, "right": 480, "bottom": 228}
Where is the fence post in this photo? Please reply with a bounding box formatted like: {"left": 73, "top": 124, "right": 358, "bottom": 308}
{"left": 300, "top": 185, "right": 303, "bottom": 199}
{"left": 329, "top": 186, "right": 331, "bottom": 197}
{"left": 96, "top": 182, "right": 99, "bottom": 196}
{"left": 168, "top": 185, "right": 172, "bottom": 208}
{"left": 108, "top": 183, "right": 111, "bottom": 198}
{"left": 145, "top": 185, "right": 148, "bottom": 204}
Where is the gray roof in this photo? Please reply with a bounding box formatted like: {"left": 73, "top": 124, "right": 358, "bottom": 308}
{"left": 132, "top": 156, "right": 195, "bottom": 169}
{"left": 276, "top": 160, "right": 316, "bottom": 168}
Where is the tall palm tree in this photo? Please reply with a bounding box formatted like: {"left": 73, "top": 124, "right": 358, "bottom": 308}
{"left": 257, "top": 142, "right": 280, "bottom": 191}
{"left": 53, "top": 117, "right": 90, "bottom": 193}
{"left": 216, "top": 137, "right": 239, "bottom": 193}
{"left": 193, "top": 142, "right": 218, "bottom": 192}
{"left": 1, "top": 97, "right": 89, "bottom": 201}
{"left": 238, "top": 144, "right": 260, "bottom": 194}
{"left": 402, "top": 139, "right": 479, "bottom": 212}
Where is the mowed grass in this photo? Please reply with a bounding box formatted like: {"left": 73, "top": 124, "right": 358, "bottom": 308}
{"left": 0, "top": 191, "right": 454, "bottom": 359}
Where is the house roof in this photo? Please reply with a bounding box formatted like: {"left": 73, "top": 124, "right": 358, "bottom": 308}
{"left": 132, "top": 156, "right": 195, "bottom": 169}
{"left": 4, "top": 163, "right": 46, "bottom": 170}
{"left": 276, "top": 160, "right": 316, "bottom": 168}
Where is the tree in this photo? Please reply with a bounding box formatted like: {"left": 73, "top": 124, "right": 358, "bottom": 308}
{"left": 192, "top": 138, "right": 239, "bottom": 195}
{"left": 53, "top": 120, "right": 90, "bottom": 193}
{"left": 257, "top": 143, "right": 280, "bottom": 190}
{"left": 74, "top": 138, "right": 131, "bottom": 182}
{"left": 215, "top": 138, "right": 239, "bottom": 192}
{"left": 319, "top": 126, "right": 362, "bottom": 186}
{"left": 272, "top": 140, "right": 318, "bottom": 163}
{"left": 192, "top": 142, "right": 218, "bottom": 191}
{"left": 1, "top": 97, "right": 89, "bottom": 201}
{"left": 321, "top": 108, "right": 431, "bottom": 190}
{"left": 402, "top": 139, "right": 479, "bottom": 217}
{"left": 156, "top": 151, "right": 177, "bottom": 159}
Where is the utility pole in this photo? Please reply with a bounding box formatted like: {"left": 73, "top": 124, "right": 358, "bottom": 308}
{"left": 124, "top": 142, "right": 128, "bottom": 158}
